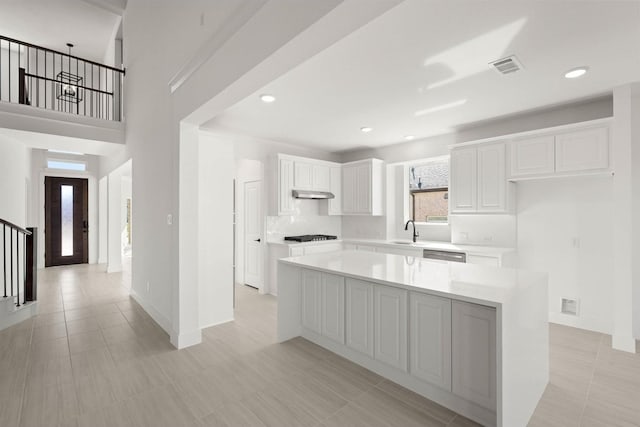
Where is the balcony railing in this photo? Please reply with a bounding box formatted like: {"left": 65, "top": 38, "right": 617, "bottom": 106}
{"left": 0, "top": 35, "right": 125, "bottom": 121}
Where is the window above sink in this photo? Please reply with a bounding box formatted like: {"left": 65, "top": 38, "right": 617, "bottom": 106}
{"left": 408, "top": 156, "right": 450, "bottom": 224}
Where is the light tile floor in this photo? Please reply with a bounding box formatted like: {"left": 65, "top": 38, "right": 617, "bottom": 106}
{"left": 0, "top": 263, "right": 638, "bottom": 426}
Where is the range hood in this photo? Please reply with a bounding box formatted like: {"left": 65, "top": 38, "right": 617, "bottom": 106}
{"left": 292, "top": 189, "right": 335, "bottom": 199}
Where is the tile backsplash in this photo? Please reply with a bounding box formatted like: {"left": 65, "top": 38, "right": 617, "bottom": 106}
{"left": 266, "top": 216, "right": 342, "bottom": 242}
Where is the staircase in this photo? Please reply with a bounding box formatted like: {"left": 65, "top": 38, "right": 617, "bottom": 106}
{"left": 0, "top": 295, "right": 37, "bottom": 331}
{"left": 0, "top": 218, "right": 38, "bottom": 331}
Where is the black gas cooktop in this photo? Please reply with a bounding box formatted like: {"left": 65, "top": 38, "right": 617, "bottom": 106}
{"left": 284, "top": 234, "right": 338, "bottom": 242}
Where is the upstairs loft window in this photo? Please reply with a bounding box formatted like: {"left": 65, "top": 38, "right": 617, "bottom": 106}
{"left": 47, "top": 159, "right": 86, "bottom": 171}
{"left": 409, "top": 157, "right": 449, "bottom": 223}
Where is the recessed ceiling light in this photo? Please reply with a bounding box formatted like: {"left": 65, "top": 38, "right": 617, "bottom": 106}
{"left": 260, "top": 94, "right": 276, "bottom": 103}
{"left": 360, "top": 127, "right": 373, "bottom": 133}
{"left": 564, "top": 67, "right": 588, "bottom": 79}
{"left": 404, "top": 135, "right": 415, "bottom": 141}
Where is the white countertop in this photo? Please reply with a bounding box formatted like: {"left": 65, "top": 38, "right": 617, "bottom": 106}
{"left": 343, "top": 238, "right": 515, "bottom": 256}
{"left": 267, "top": 239, "right": 343, "bottom": 247}
{"left": 279, "top": 250, "right": 544, "bottom": 306}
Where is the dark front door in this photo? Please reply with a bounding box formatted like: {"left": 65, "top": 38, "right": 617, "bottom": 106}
{"left": 45, "top": 177, "right": 89, "bottom": 266}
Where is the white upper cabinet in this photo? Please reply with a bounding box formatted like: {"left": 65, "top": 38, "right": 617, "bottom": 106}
{"left": 328, "top": 166, "right": 342, "bottom": 215}
{"left": 510, "top": 135, "right": 555, "bottom": 177}
{"left": 450, "top": 148, "right": 477, "bottom": 212}
{"left": 450, "top": 143, "right": 512, "bottom": 214}
{"left": 555, "top": 127, "right": 609, "bottom": 173}
{"left": 342, "top": 159, "right": 384, "bottom": 215}
{"left": 278, "top": 157, "right": 296, "bottom": 216}
{"left": 294, "top": 161, "right": 331, "bottom": 191}
{"left": 508, "top": 123, "right": 610, "bottom": 180}
{"left": 294, "top": 161, "right": 314, "bottom": 190}
{"left": 477, "top": 144, "right": 507, "bottom": 212}
{"left": 277, "top": 154, "right": 340, "bottom": 216}
{"left": 313, "top": 164, "right": 331, "bottom": 191}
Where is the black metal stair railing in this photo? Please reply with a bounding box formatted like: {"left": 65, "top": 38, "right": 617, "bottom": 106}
{"left": 0, "top": 35, "right": 125, "bottom": 121}
{"left": 1, "top": 218, "right": 37, "bottom": 308}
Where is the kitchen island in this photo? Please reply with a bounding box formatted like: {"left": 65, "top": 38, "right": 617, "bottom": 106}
{"left": 277, "top": 250, "right": 548, "bottom": 427}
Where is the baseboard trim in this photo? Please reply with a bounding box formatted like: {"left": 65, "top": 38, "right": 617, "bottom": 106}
{"left": 200, "top": 317, "right": 234, "bottom": 330}
{"left": 170, "top": 328, "right": 202, "bottom": 349}
{"left": 612, "top": 334, "right": 637, "bottom": 353}
{"left": 129, "top": 289, "right": 173, "bottom": 335}
{"left": 548, "top": 312, "right": 611, "bottom": 335}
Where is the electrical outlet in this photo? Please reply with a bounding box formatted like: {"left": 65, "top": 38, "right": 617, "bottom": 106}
{"left": 167, "top": 214, "right": 173, "bottom": 225}
{"left": 561, "top": 298, "right": 579, "bottom": 316}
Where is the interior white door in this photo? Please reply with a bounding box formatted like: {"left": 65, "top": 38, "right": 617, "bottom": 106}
{"left": 244, "top": 180, "right": 263, "bottom": 290}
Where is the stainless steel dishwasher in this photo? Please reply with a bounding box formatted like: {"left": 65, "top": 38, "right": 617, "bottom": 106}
{"left": 422, "top": 249, "right": 466, "bottom": 263}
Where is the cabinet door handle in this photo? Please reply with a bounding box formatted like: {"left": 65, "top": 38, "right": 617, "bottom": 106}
{"left": 254, "top": 238, "right": 261, "bottom": 243}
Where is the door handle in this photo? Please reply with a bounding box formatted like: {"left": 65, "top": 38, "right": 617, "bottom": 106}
{"left": 82, "top": 220, "right": 88, "bottom": 232}
{"left": 254, "top": 238, "right": 261, "bottom": 242}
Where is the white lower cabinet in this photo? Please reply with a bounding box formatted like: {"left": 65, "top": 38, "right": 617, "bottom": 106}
{"left": 345, "top": 279, "right": 374, "bottom": 357}
{"left": 466, "top": 254, "right": 500, "bottom": 267}
{"left": 410, "top": 293, "right": 452, "bottom": 391}
{"left": 301, "top": 269, "right": 322, "bottom": 334}
{"left": 303, "top": 272, "right": 497, "bottom": 413}
{"left": 452, "top": 301, "right": 497, "bottom": 410}
{"left": 374, "top": 285, "right": 408, "bottom": 371}
{"left": 303, "top": 269, "right": 345, "bottom": 344}
{"left": 321, "top": 273, "right": 345, "bottom": 344}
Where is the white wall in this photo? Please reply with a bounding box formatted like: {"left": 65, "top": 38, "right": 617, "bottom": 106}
{"left": 0, "top": 136, "right": 31, "bottom": 296}
{"left": 633, "top": 87, "right": 640, "bottom": 339}
{"left": 517, "top": 176, "right": 614, "bottom": 334}
{"left": 0, "top": 135, "right": 30, "bottom": 227}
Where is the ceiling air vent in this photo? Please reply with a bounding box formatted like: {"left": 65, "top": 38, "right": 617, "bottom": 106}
{"left": 489, "top": 55, "right": 523, "bottom": 75}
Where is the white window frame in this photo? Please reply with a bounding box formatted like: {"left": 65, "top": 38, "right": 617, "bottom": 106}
{"left": 404, "top": 155, "right": 450, "bottom": 226}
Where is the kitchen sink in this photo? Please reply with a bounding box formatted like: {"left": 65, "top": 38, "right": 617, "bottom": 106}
{"left": 390, "top": 240, "right": 414, "bottom": 245}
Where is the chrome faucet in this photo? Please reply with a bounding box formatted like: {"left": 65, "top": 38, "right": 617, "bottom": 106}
{"left": 404, "top": 219, "right": 419, "bottom": 243}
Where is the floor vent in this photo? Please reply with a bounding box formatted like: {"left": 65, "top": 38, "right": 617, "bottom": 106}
{"left": 561, "top": 298, "right": 579, "bottom": 316}
{"left": 489, "top": 55, "right": 524, "bottom": 75}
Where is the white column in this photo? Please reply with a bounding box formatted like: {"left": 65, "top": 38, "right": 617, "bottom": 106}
{"left": 611, "top": 84, "right": 638, "bottom": 351}
{"left": 98, "top": 176, "right": 108, "bottom": 264}
{"left": 198, "top": 132, "right": 234, "bottom": 328}
{"left": 173, "top": 123, "right": 202, "bottom": 349}
{"left": 107, "top": 168, "right": 122, "bottom": 273}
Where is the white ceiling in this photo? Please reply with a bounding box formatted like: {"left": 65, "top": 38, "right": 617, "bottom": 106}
{"left": 0, "top": 0, "right": 121, "bottom": 63}
{"left": 203, "top": 0, "right": 640, "bottom": 152}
